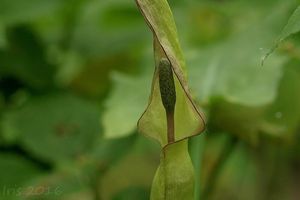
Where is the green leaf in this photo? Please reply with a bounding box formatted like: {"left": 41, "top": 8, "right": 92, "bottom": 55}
{"left": 189, "top": 38, "right": 285, "bottom": 106}
{"left": 102, "top": 71, "right": 150, "bottom": 138}
{"left": 0, "top": 153, "right": 43, "bottom": 199}
{"left": 72, "top": 0, "right": 147, "bottom": 58}
{"left": 1, "top": 93, "right": 101, "bottom": 163}
{"left": 278, "top": 6, "right": 300, "bottom": 40}
{"left": 260, "top": 59, "right": 300, "bottom": 140}
{"left": 99, "top": 137, "right": 157, "bottom": 200}
{"left": 209, "top": 99, "right": 266, "bottom": 145}
{"left": 262, "top": 5, "right": 300, "bottom": 64}
{"left": 187, "top": 1, "right": 292, "bottom": 106}
{"left": 91, "top": 134, "right": 138, "bottom": 166}
{"left": 0, "top": 26, "right": 55, "bottom": 89}
{"left": 24, "top": 169, "right": 94, "bottom": 199}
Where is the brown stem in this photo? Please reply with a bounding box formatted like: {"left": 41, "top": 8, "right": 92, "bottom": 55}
{"left": 166, "top": 109, "right": 175, "bottom": 143}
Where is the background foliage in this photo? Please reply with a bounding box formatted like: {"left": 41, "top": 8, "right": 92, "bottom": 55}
{"left": 0, "top": 0, "right": 300, "bottom": 199}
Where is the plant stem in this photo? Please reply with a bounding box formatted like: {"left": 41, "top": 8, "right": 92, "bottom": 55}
{"left": 202, "top": 136, "right": 238, "bottom": 199}
{"left": 166, "top": 110, "right": 175, "bottom": 143}
{"left": 90, "top": 168, "right": 103, "bottom": 200}
{"left": 190, "top": 132, "right": 206, "bottom": 200}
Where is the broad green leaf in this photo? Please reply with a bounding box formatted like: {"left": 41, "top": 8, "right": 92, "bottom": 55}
{"left": 1, "top": 94, "right": 101, "bottom": 163}
{"left": 102, "top": 71, "right": 150, "bottom": 138}
{"left": 91, "top": 134, "right": 138, "bottom": 167}
{"left": 187, "top": 0, "right": 293, "bottom": 106}
{"left": 188, "top": 40, "right": 285, "bottom": 106}
{"left": 203, "top": 58, "right": 300, "bottom": 144}
{"left": 208, "top": 99, "right": 266, "bottom": 145}
{"left": 263, "top": 5, "right": 300, "bottom": 64}
{"left": 260, "top": 59, "right": 300, "bottom": 140}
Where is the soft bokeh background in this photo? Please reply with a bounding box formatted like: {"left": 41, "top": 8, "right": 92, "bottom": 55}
{"left": 0, "top": 0, "right": 300, "bottom": 199}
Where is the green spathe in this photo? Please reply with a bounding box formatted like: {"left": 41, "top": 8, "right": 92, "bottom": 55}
{"left": 136, "top": 0, "right": 205, "bottom": 147}
{"left": 151, "top": 140, "right": 194, "bottom": 200}
{"left": 135, "top": 0, "right": 205, "bottom": 199}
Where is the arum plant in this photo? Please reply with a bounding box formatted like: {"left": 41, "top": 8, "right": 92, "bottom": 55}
{"left": 135, "top": 0, "right": 205, "bottom": 199}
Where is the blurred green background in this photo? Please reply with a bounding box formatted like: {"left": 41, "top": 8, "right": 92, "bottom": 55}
{"left": 0, "top": 0, "right": 300, "bottom": 199}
